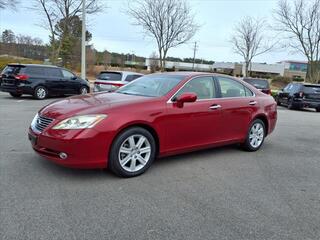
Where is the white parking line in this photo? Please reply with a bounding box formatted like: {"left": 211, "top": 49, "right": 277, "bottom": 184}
{"left": 17, "top": 100, "right": 25, "bottom": 103}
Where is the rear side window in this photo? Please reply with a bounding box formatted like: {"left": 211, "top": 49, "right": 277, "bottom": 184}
{"left": 303, "top": 85, "right": 320, "bottom": 94}
{"left": 125, "top": 74, "right": 142, "bottom": 82}
{"left": 2, "top": 65, "right": 25, "bottom": 75}
{"left": 243, "top": 78, "right": 269, "bottom": 89}
{"left": 98, "top": 72, "right": 122, "bottom": 81}
{"left": 218, "top": 77, "right": 251, "bottom": 97}
{"left": 25, "top": 67, "right": 45, "bottom": 76}
{"left": 44, "top": 68, "right": 62, "bottom": 77}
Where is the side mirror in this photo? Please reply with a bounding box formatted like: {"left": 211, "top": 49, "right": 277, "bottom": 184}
{"left": 71, "top": 76, "right": 77, "bottom": 80}
{"left": 174, "top": 92, "right": 197, "bottom": 108}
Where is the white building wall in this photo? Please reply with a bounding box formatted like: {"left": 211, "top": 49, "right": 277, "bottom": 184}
{"left": 243, "top": 62, "right": 286, "bottom": 76}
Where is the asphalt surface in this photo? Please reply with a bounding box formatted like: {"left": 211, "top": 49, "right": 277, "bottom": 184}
{"left": 1, "top": 92, "right": 320, "bottom": 240}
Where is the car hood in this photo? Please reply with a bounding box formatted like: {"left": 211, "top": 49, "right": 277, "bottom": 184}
{"left": 40, "top": 92, "right": 153, "bottom": 119}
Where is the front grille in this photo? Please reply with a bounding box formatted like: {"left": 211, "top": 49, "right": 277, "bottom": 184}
{"left": 35, "top": 115, "right": 54, "bottom": 132}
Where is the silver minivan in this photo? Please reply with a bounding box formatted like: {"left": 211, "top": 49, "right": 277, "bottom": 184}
{"left": 93, "top": 71, "right": 143, "bottom": 92}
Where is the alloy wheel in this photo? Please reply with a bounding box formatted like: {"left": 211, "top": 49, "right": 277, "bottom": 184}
{"left": 249, "top": 122, "right": 264, "bottom": 148}
{"left": 118, "top": 134, "right": 151, "bottom": 172}
{"left": 36, "top": 87, "right": 47, "bottom": 99}
{"left": 80, "top": 87, "right": 88, "bottom": 94}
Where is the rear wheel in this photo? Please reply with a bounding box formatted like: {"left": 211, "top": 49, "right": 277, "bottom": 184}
{"left": 9, "top": 92, "right": 22, "bottom": 98}
{"left": 34, "top": 86, "right": 48, "bottom": 100}
{"left": 242, "top": 119, "right": 266, "bottom": 152}
{"left": 316, "top": 107, "right": 320, "bottom": 112}
{"left": 108, "top": 127, "right": 156, "bottom": 177}
{"left": 287, "top": 99, "right": 295, "bottom": 110}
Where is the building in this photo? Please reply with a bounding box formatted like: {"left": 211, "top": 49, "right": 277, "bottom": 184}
{"left": 144, "top": 58, "right": 308, "bottom": 80}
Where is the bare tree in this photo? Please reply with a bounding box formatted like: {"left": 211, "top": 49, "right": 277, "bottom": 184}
{"left": 274, "top": 0, "right": 320, "bottom": 83}
{"left": 231, "top": 17, "right": 274, "bottom": 77}
{"left": 0, "top": 0, "right": 19, "bottom": 10}
{"left": 33, "top": 0, "right": 103, "bottom": 64}
{"left": 127, "top": 0, "right": 198, "bottom": 71}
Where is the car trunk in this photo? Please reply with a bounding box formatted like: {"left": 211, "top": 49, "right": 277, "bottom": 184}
{"left": 303, "top": 85, "right": 320, "bottom": 101}
{"left": 0, "top": 65, "right": 26, "bottom": 87}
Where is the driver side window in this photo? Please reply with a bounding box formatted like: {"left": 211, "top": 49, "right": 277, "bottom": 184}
{"left": 62, "top": 69, "right": 75, "bottom": 79}
{"left": 175, "top": 76, "right": 216, "bottom": 100}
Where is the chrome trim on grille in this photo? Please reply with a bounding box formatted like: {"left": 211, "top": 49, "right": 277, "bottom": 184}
{"left": 33, "top": 115, "right": 54, "bottom": 133}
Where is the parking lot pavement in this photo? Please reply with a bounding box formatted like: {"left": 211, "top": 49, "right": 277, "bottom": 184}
{"left": 0, "top": 91, "right": 320, "bottom": 240}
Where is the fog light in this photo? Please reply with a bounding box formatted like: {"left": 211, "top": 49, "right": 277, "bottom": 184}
{"left": 59, "top": 152, "right": 68, "bottom": 160}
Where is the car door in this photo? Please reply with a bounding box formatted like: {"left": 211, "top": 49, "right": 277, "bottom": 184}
{"left": 44, "top": 67, "right": 64, "bottom": 94}
{"left": 164, "top": 76, "right": 223, "bottom": 152}
{"left": 61, "top": 69, "right": 79, "bottom": 94}
{"left": 215, "top": 76, "right": 259, "bottom": 141}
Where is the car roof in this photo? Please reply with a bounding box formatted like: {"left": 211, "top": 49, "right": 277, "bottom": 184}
{"left": 151, "top": 71, "right": 238, "bottom": 79}
{"left": 8, "top": 63, "right": 59, "bottom": 68}
{"left": 99, "top": 70, "right": 143, "bottom": 75}
{"left": 290, "top": 82, "right": 320, "bottom": 87}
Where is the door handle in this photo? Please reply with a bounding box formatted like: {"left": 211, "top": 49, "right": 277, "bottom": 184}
{"left": 249, "top": 101, "right": 257, "bottom": 106}
{"left": 209, "top": 104, "right": 221, "bottom": 110}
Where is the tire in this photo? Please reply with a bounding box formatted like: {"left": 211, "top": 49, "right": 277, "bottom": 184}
{"left": 9, "top": 92, "right": 22, "bottom": 98}
{"left": 79, "top": 86, "right": 89, "bottom": 95}
{"left": 287, "top": 98, "right": 295, "bottom": 110}
{"left": 108, "top": 127, "right": 156, "bottom": 177}
{"left": 316, "top": 107, "right": 320, "bottom": 112}
{"left": 275, "top": 96, "right": 281, "bottom": 106}
{"left": 242, "top": 119, "right": 266, "bottom": 152}
{"left": 34, "top": 86, "right": 48, "bottom": 100}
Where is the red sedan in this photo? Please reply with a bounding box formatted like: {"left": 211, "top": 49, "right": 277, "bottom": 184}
{"left": 28, "top": 72, "right": 277, "bottom": 177}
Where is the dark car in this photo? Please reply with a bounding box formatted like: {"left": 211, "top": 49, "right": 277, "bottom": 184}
{"left": 275, "top": 82, "right": 320, "bottom": 111}
{"left": 0, "top": 64, "right": 90, "bottom": 99}
{"left": 243, "top": 78, "right": 271, "bottom": 95}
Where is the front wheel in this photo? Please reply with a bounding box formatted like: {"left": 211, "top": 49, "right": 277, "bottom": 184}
{"left": 34, "top": 86, "right": 48, "bottom": 100}
{"left": 316, "top": 107, "right": 320, "bottom": 112}
{"left": 242, "top": 119, "right": 266, "bottom": 152}
{"left": 108, "top": 127, "right": 156, "bottom": 177}
{"left": 79, "top": 86, "right": 89, "bottom": 95}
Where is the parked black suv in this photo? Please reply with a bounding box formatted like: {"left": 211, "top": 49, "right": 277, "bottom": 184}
{"left": 275, "top": 82, "right": 320, "bottom": 112}
{"left": 243, "top": 77, "right": 271, "bottom": 95}
{"left": 0, "top": 64, "right": 90, "bottom": 99}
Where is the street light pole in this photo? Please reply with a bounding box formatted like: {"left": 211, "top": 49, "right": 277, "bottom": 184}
{"left": 81, "top": 0, "right": 86, "bottom": 80}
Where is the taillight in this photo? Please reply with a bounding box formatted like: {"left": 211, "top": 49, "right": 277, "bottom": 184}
{"left": 15, "top": 74, "right": 29, "bottom": 80}
{"left": 267, "top": 89, "right": 271, "bottom": 95}
{"left": 299, "top": 91, "right": 304, "bottom": 98}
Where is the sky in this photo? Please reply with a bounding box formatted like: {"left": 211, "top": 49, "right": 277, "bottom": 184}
{"left": 0, "top": 0, "right": 306, "bottom": 63}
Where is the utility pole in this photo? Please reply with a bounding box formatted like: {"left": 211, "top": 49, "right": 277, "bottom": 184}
{"left": 192, "top": 41, "right": 198, "bottom": 71}
{"left": 81, "top": 0, "right": 86, "bottom": 80}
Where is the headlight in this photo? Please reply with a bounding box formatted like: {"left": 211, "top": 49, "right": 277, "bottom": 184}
{"left": 52, "top": 114, "right": 107, "bottom": 130}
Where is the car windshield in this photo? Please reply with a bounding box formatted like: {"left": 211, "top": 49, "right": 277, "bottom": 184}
{"left": 116, "top": 74, "right": 185, "bottom": 97}
{"left": 303, "top": 85, "right": 320, "bottom": 94}
{"left": 243, "top": 78, "right": 269, "bottom": 89}
{"left": 98, "top": 72, "right": 122, "bottom": 81}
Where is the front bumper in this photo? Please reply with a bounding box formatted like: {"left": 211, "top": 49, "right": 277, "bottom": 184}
{"left": 28, "top": 127, "right": 114, "bottom": 169}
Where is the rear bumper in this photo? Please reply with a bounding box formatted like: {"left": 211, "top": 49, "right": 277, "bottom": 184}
{"left": 0, "top": 85, "right": 33, "bottom": 94}
{"left": 293, "top": 99, "right": 320, "bottom": 109}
